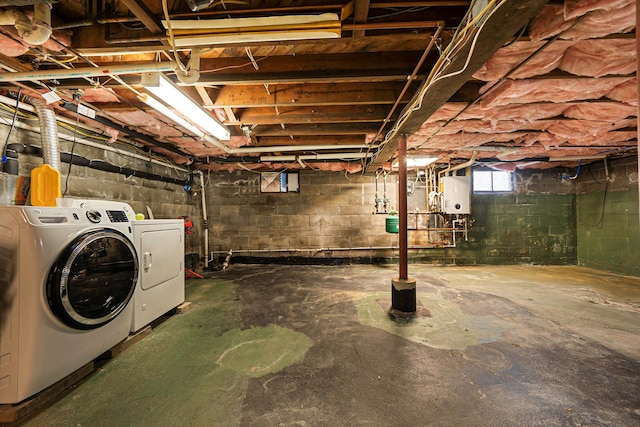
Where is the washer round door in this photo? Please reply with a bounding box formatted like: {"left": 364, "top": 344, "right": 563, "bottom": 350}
{"left": 47, "top": 228, "right": 138, "bottom": 330}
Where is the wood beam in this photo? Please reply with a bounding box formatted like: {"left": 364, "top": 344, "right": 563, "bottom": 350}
{"left": 253, "top": 135, "right": 368, "bottom": 146}
{"left": 197, "top": 71, "right": 424, "bottom": 86}
{"left": 118, "top": 0, "right": 165, "bottom": 35}
{"left": 236, "top": 105, "right": 397, "bottom": 125}
{"left": 72, "top": 32, "right": 444, "bottom": 57}
{"left": 368, "top": 0, "right": 551, "bottom": 169}
{"left": 353, "top": 0, "right": 371, "bottom": 37}
{"left": 253, "top": 123, "right": 379, "bottom": 137}
{"left": 211, "top": 82, "right": 415, "bottom": 108}
{"left": 371, "top": 1, "right": 470, "bottom": 6}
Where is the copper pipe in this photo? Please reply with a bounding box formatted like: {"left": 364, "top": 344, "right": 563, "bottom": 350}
{"left": 343, "top": 20, "right": 443, "bottom": 30}
{"left": 374, "top": 21, "right": 444, "bottom": 142}
{"left": 371, "top": 1, "right": 470, "bottom": 6}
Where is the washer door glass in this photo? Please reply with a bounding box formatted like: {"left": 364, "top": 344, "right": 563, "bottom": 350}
{"left": 47, "top": 228, "right": 138, "bottom": 330}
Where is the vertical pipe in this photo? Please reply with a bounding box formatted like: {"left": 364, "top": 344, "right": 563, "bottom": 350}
{"left": 637, "top": 2, "right": 639, "bottom": 229}
{"left": 398, "top": 135, "right": 408, "bottom": 280}
{"left": 199, "top": 171, "right": 209, "bottom": 269}
{"left": 390, "top": 134, "right": 416, "bottom": 315}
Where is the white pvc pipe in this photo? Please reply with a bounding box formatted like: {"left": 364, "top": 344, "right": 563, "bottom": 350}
{"left": 23, "top": 3, "right": 52, "bottom": 45}
{"left": 0, "top": 4, "right": 52, "bottom": 46}
{"left": 204, "top": 134, "right": 376, "bottom": 154}
{"left": 259, "top": 152, "right": 374, "bottom": 162}
{"left": 0, "top": 62, "right": 175, "bottom": 82}
{"left": 438, "top": 150, "right": 478, "bottom": 180}
{"left": 198, "top": 171, "right": 209, "bottom": 269}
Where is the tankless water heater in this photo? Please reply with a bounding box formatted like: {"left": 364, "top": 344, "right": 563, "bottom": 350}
{"left": 442, "top": 176, "right": 471, "bottom": 214}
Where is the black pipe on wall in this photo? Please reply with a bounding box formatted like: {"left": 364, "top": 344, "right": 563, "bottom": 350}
{"left": 6, "top": 143, "right": 189, "bottom": 186}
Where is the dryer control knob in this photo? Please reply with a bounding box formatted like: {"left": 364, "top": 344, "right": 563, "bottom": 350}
{"left": 86, "top": 210, "right": 102, "bottom": 223}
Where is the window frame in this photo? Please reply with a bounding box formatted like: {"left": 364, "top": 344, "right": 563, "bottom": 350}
{"left": 260, "top": 172, "right": 300, "bottom": 193}
{"left": 472, "top": 168, "right": 514, "bottom": 193}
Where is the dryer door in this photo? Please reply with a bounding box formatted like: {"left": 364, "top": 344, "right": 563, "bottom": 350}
{"left": 47, "top": 228, "right": 138, "bottom": 330}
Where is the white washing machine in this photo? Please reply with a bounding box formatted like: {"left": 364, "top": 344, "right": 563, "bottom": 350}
{"left": 0, "top": 202, "right": 138, "bottom": 404}
{"left": 130, "top": 219, "right": 185, "bottom": 332}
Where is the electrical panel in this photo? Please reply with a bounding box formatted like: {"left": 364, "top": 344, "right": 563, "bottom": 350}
{"left": 442, "top": 176, "right": 471, "bottom": 214}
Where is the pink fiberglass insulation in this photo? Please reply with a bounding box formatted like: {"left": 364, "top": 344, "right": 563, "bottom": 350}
{"left": 509, "top": 41, "right": 575, "bottom": 79}
{"left": 42, "top": 29, "right": 72, "bottom": 51}
{"left": 565, "top": 130, "right": 637, "bottom": 146}
{"left": 108, "top": 110, "right": 182, "bottom": 138}
{"left": 425, "top": 102, "right": 469, "bottom": 122}
{"left": 605, "top": 78, "right": 638, "bottom": 106}
{"left": 529, "top": 1, "right": 635, "bottom": 41}
{"left": 529, "top": 5, "right": 575, "bottom": 41}
{"left": 81, "top": 88, "right": 121, "bottom": 103}
{"left": 558, "top": 39, "right": 637, "bottom": 77}
{"left": 522, "top": 132, "right": 569, "bottom": 149}
{"left": 0, "top": 33, "right": 29, "bottom": 57}
{"left": 561, "top": 3, "right": 636, "bottom": 40}
{"left": 444, "top": 119, "right": 547, "bottom": 135}
{"left": 544, "top": 119, "right": 629, "bottom": 139}
{"left": 563, "top": 0, "right": 635, "bottom": 20}
{"left": 460, "top": 103, "right": 569, "bottom": 122}
{"left": 479, "top": 77, "right": 632, "bottom": 108}
{"left": 409, "top": 132, "right": 530, "bottom": 150}
{"left": 472, "top": 41, "right": 546, "bottom": 81}
{"left": 563, "top": 102, "right": 637, "bottom": 121}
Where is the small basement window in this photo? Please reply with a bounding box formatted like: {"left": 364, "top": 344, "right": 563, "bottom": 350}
{"left": 261, "top": 172, "right": 299, "bottom": 193}
{"left": 472, "top": 169, "right": 513, "bottom": 193}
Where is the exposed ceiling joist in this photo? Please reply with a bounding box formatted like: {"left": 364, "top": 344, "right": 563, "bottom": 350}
{"left": 369, "top": 0, "right": 553, "bottom": 169}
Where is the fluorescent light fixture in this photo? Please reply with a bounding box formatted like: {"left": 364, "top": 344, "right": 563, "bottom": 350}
{"left": 138, "top": 93, "right": 204, "bottom": 138}
{"left": 393, "top": 157, "right": 439, "bottom": 168}
{"left": 163, "top": 13, "right": 341, "bottom": 47}
{"left": 142, "top": 73, "right": 230, "bottom": 141}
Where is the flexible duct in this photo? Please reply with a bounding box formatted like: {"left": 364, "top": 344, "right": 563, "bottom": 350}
{"left": 21, "top": 95, "right": 60, "bottom": 171}
{"left": 0, "top": 4, "right": 52, "bottom": 46}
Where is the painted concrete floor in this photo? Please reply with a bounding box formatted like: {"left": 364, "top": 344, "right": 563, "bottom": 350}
{"left": 17, "top": 264, "right": 640, "bottom": 426}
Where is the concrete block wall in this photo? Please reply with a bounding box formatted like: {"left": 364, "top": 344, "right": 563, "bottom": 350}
{"left": 575, "top": 156, "right": 640, "bottom": 276}
{"left": 410, "top": 169, "right": 577, "bottom": 265}
{"left": 207, "top": 170, "right": 400, "bottom": 258}
{"left": 206, "top": 168, "right": 579, "bottom": 266}
{"left": 1, "top": 124, "right": 202, "bottom": 257}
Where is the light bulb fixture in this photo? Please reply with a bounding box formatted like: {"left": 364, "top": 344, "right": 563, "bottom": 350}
{"left": 393, "top": 157, "right": 439, "bottom": 169}
{"left": 138, "top": 93, "right": 204, "bottom": 138}
{"left": 141, "top": 72, "right": 230, "bottom": 141}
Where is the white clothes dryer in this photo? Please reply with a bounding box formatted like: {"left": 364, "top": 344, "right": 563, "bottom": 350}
{"left": 130, "top": 219, "right": 185, "bottom": 332}
{"left": 0, "top": 202, "right": 138, "bottom": 404}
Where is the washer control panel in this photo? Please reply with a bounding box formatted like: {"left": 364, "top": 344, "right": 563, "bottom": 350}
{"left": 86, "top": 210, "right": 102, "bottom": 223}
{"left": 23, "top": 206, "right": 132, "bottom": 226}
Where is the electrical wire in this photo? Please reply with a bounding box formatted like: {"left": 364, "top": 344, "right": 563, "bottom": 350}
{"left": 199, "top": 46, "right": 278, "bottom": 74}
{"left": 0, "top": 101, "right": 190, "bottom": 181}
{"left": 162, "top": 0, "right": 187, "bottom": 73}
{"left": 63, "top": 96, "right": 82, "bottom": 197}
{"left": 371, "top": 0, "right": 504, "bottom": 161}
{"left": 1, "top": 88, "right": 22, "bottom": 167}
{"left": 577, "top": 157, "right": 621, "bottom": 228}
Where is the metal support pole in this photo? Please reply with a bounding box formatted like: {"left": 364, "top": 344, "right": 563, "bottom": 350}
{"left": 398, "top": 135, "right": 409, "bottom": 280}
{"left": 391, "top": 134, "right": 416, "bottom": 315}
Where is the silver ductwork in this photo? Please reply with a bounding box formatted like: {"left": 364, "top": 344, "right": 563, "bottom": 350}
{"left": 22, "top": 95, "right": 60, "bottom": 171}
